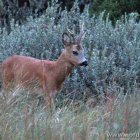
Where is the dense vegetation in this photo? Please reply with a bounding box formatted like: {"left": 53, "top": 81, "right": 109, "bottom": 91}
{"left": 90, "top": 0, "right": 140, "bottom": 22}
{"left": 0, "top": 2, "right": 140, "bottom": 99}
{"left": 0, "top": 1, "right": 140, "bottom": 140}
{"left": 0, "top": 90, "right": 139, "bottom": 140}
{"left": 1, "top": 0, "right": 140, "bottom": 28}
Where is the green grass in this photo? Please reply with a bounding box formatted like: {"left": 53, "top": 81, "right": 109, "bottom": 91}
{"left": 0, "top": 89, "right": 139, "bottom": 140}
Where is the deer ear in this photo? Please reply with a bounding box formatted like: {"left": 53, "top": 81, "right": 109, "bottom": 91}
{"left": 62, "top": 33, "right": 71, "bottom": 46}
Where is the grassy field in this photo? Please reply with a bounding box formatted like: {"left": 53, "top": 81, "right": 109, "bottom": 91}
{"left": 0, "top": 88, "right": 139, "bottom": 140}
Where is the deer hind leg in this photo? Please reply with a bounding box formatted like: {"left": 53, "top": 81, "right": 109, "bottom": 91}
{"left": 2, "top": 69, "right": 14, "bottom": 92}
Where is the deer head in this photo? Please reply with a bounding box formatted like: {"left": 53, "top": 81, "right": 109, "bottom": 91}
{"left": 62, "top": 25, "right": 88, "bottom": 66}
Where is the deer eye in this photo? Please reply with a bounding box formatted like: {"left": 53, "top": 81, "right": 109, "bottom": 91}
{"left": 72, "top": 51, "right": 78, "bottom": 56}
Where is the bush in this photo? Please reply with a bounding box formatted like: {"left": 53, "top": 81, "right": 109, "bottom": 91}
{"left": 90, "top": 0, "right": 140, "bottom": 23}
{"left": 0, "top": 2, "right": 140, "bottom": 100}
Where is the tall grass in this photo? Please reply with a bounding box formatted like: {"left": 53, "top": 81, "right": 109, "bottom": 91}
{"left": 0, "top": 88, "right": 139, "bottom": 140}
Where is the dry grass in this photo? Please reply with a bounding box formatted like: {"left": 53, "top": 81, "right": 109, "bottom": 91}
{"left": 0, "top": 88, "right": 139, "bottom": 140}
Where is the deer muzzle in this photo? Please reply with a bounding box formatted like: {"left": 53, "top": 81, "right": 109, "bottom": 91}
{"left": 80, "top": 61, "right": 88, "bottom": 66}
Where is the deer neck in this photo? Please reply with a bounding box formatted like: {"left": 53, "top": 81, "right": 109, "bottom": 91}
{"left": 53, "top": 51, "right": 74, "bottom": 88}
{"left": 55, "top": 51, "right": 74, "bottom": 77}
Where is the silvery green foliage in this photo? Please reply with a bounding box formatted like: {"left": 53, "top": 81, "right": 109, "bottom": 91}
{"left": 0, "top": 2, "right": 140, "bottom": 98}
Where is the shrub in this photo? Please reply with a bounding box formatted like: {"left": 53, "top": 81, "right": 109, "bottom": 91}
{"left": 0, "top": 2, "right": 140, "bottom": 100}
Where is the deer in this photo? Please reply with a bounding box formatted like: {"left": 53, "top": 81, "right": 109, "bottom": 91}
{"left": 1, "top": 26, "right": 88, "bottom": 107}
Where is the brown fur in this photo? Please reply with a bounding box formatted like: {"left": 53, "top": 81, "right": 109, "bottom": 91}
{"left": 2, "top": 53, "right": 74, "bottom": 95}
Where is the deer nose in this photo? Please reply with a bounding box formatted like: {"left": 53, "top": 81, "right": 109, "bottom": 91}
{"left": 80, "top": 61, "right": 88, "bottom": 66}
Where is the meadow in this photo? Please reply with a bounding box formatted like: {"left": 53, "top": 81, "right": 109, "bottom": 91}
{"left": 0, "top": 89, "right": 139, "bottom": 140}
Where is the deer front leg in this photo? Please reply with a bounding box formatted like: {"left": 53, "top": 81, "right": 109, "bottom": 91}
{"left": 44, "top": 90, "right": 57, "bottom": 110}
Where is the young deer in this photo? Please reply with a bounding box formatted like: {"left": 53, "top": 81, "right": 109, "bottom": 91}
{"left": 2, "top": 28, "right": 87, "bottom": 106}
